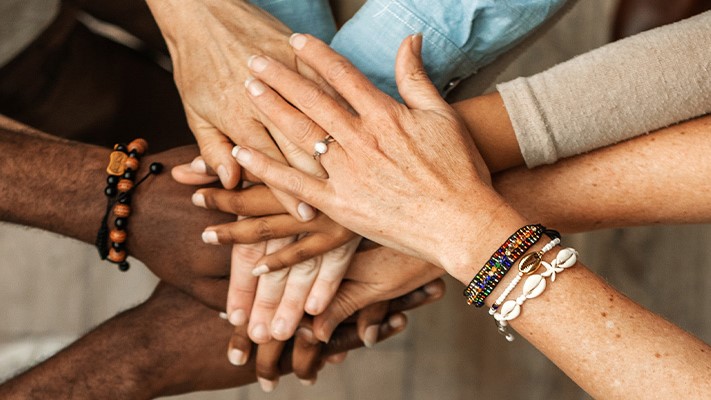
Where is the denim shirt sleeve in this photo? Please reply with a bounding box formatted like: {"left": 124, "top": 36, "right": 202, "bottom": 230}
{"left": 249, "top": 0, "right": 337, "bottom": 42}
{"left": 330, "top": 0, "right": 568, "bottom": 100}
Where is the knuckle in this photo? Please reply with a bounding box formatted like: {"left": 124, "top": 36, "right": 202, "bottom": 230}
{"left": 286, "top": 173, "right": 305, "bottom": 195}
{"left": 406, "top": 67, "right": 430, "bottom": 84}
{"left": 326, "top": 59, "right": 350, "bottom": 82}
{"left": 334, "top": 291, "right": 360, "bottom": 319}
{"left": 234, "top": 243, "right": 266, "bottom": 263}
{"left": 226, "top": 193, "right": 248, "bottom": 215}
{"left": 298, "top": 86, "right": 325, "bottom": 109}
{"left": 254, "top": 220, "right": 275, "bottom": 241}
{"left": 255, "top": 362, "right": 279, "bottom": 380}
{"left": 292, "top": 118, "right": 319, "bottom": 143}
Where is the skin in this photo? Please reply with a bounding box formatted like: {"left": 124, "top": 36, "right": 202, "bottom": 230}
{"left": 0, "top": 280, "right": 445, "bottom": 399}
{"left": 229, "top": 33, "right": 711, "bottom": 398}
{"left": 143, "top": 0, "right": 362, "bottom": 347}
{"left": 0, "top": 115, "right": 442, "bottom": 390}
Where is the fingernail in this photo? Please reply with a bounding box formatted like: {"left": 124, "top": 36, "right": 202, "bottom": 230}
{"left": 272, "top": 318, "right": 287, "bottom": 337}
{"left": 233, "top": 146, "right": 252, "bottom": 164}
{"left": 216, "top": 164, "right": 230, "bottom": 185}
{"left": 248, "top": 55, "right": 268, "bottom": 72}
{"left": 192, "top": 192, "right": 206, "bottom": 208}
{"left": 252, "top": 264, "right": 270, "bottom": 276}
{"left": 411, "top": 32, "right": 423, "bottom": 54}
{"left": 228, "top": 348, "right": 247, "bottom": 366}
{"left": 423, "top": 281, "right": 441, "bottom": 296}
{"left": 297, "top": 202, "right": 316, "bottom": 221}
{"left": 258, "top": 377, "right": 278, "bottom": 393}
{"left": 289, "top": 33, "right": 307, "bottom": 50}
{"left": 244, "top": 76, "right": 266, "bottom": 96}
{"left": 190, "top": 157, "right": 207, "bottom": 173}
{"left": 201, "top": 230, "right": 219, "bottom": 244}
{"left": 388, "top": 314, "right": 406, "bottom": 329}
{"left": 251, "top": 323, "right": 270, "bottom": 342}
{"left": 297, "top": 326, "right": 317, "bottom": 344}
{"left": 363, "top": 325, "right": 379, "bottom": 348}
{"left": 305, "top": 297, "right": 320, "bottom": 314}
{"left": 299, "top": 379, "right": 316, "bottom": 387}
{"left": 229, "top": 309, "right": 247, "bottom": 326}
{"left": 218, "top": 312, "right": 228, "bottom": 320}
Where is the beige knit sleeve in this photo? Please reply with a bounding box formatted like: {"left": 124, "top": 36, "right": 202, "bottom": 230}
{"left": 497, "top": 11, "right": 711, "bottom": 168}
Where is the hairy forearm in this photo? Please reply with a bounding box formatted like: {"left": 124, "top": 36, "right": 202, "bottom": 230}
{"left": 0, "top": 115, "right": 108, "bottom": 243}
{"left": 495, "top": 113, "right": 711, "bottom": 232}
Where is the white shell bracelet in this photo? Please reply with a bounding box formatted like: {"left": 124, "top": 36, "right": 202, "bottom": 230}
{"left": 492, "top": 247, "right": 578, "bottom": 342}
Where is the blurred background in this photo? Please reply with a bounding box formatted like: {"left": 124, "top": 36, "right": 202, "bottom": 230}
{"left": 1, "top": 0, "right": 710, "bottom": 398}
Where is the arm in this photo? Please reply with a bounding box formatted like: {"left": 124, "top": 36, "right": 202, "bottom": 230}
{"left": 0, "top": 281, "right": 440, "bottom": 399}
{"left": 232, "top": 34, "right": 711, "bottom": 398}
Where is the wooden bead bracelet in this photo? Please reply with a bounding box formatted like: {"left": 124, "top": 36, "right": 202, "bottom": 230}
{"left": 95, "top": 139, "right": 163, "bottom": 271}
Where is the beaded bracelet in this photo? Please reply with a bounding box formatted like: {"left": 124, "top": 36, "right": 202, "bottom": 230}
{"left": 463, "top": 224, "right": 559, "bottom": 307}
{"left": 492, "top": 247, "right": 579, "bottom": 341}
{"left": 95, "top": 139, "right": 162, "bottom": 271}
{"left": 488, "top": 237, "right": 561, "bottom": 316}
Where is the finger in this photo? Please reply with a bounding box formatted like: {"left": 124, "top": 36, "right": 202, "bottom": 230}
{"left": 246, "top": 55, "right": 357, "bottom": 144}
{"left": 226, "top": 238, "right": 264, "bottom": 328}
{"left": 387, "top": 278, "right": 446, "bottom": 313}
{"left": 311, "top": 280, "right": 373, "bottom": 342}
{"left": 189, "top": 118, "right": 241, "bottom": 189}
{"left": 324, "top": 313, "right": 408, "bottom": 356}
{"left": 248, "top": 237, "right": 294, "bottom": 344}
{"left": 202, "top": 214, "right": 320, "bottom": 246}
{"left": 324, "top": 352, "right": 348, "bottom": 364}
{"left": 305, "top": 237, "right": 360, "bottom": 315}
{"left": 244, "top": 76, "right": 349, "bottom": 166}
{"left": 194, "top": 185, "right": 285, "bottom": 216}
{"left": 395, "top": 34, "right": 448, "bottom": 111}
{"left": 356, "top": 301, "right": 389, "bottom": 348}
{"left": 171, "top": 160, "right": 220, "bottom": 186}
{"left": 255, "top": 340, "right": 286, "bottom": 393}
{"left": 232, "top": 146, "right": 329, "bottom": 207}
{"left": 287, "top": 33, "right": 392, "bottom": 114}
{"left": 265, "top": 121, "right": 328, "bottom": 179}
{"left": 292, "top": 320, "right": 322, "bottom": 385}
{"left": 270, "top": 256, "right": 319, "bottom": 341}
{"left": 254, "top": 232, "right": 353, "bottom": 275}
{"left": 227, "top": 325, "right": 252, "bottom": 367}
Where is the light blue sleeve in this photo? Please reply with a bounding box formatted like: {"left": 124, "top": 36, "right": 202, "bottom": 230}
{"left": 249, "top": 0, "right": 337, "bottom": 42}
{"left": 330, "top": 0, "right": 568, "bottom": 100}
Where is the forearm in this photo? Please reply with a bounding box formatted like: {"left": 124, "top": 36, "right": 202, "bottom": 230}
{"left": 0, "top": 115, "right": 108, "bottom": 243}
{"left": 494, "top": 113, "right": 711, "bottom": 232}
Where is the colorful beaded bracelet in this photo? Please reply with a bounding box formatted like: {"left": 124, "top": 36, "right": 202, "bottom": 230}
{"left": 463, "top": 224, "right": 559, "bottom": 307}
{"left": 95, "top": 139, "right": 162, "bottom": 271}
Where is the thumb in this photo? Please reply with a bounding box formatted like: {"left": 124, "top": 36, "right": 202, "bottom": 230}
{"left": 190, "top": 118, "right": 241, "bottom": 189}
{"left": 395, "top": 33, "right": 446, "bottom": 111}
{"left": 312, "top": 281, "right": 376, "bottom": 342}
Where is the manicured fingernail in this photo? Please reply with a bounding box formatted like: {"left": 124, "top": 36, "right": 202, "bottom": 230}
{"left": 229, "top": 309, "right": 247, "bottom": 326}
{"left": 228, "top": 348, "right": 247, "bottom": 366}
{"left": 251, "top": 323, "right": 270, "bottom": 342}
{"left": 388, "top": 314, "right": 406, "bottom": 329}
{"left": 305, "top": 297, "right": 320, "bottom": 314}
{"left": 201, "top": 230, "right": 219, "bottom": 244}
{"left": 252, "top": 264, "right": 270, "bottom": 276}
{"left": 217, "top": 164, "right": 230, "bottom": 185}
{"left": 248, "top": 55, "right": 268, "bottom": 72}
{"left": 297, "top": 202, "right": 316, "bottom": 221}
{"left": 244, "top": 76, "right": 265, "bottom": 96}
{"left": 232, "top": 146, "right": 252, "bottom": 164}
{"left": 299, "top": 379, "right": 316, "bottom": 387}
{"left": 289, "top": 33, "right": 307, "bottom": 50}
{"left": 258, "top": 377, "right": 277, "bottom": 393}
{"left": 192, "top": 192, "right": 206, "bottom": 208}
{"left": 190, "top": 157, "right": 207, "bottom": 173}
{"left": 272, "top": 318, "right": 287, "bottom": 337}
{"left": 218, "top": 312, "right": 228, "bottom": 320}
{"left": 363, "top": 325, "right": 379, "bottom": 348}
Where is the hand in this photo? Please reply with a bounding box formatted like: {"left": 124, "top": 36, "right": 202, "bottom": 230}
{"left": 146, "top": 0, "right": 332, "bottom": 213}
{"left": 232, "top": 33, "right": 510, "bottom": 277}
{"left": 173, "top": 159, "right": 360, "bottom": 344}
